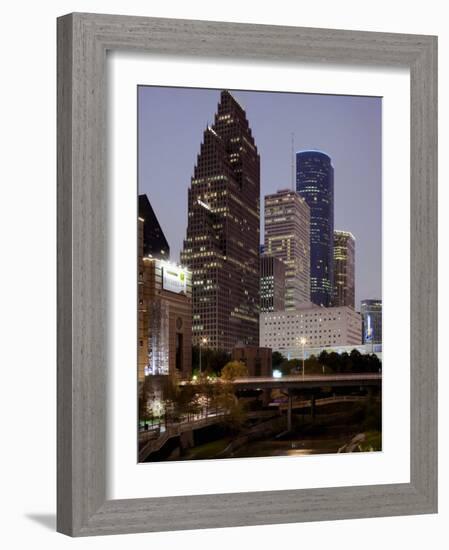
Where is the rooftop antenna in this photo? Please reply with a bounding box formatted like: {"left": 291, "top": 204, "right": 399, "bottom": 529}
{"left": 291, "top": 132, "right": 295, "bottom": 190}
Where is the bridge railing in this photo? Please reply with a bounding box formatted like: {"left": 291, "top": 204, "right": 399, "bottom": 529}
{"left": 276, "top": 394, "right": 368, "bottom": 411}
{"left": 138, "top": 411, "right": 229, "bottom": 460}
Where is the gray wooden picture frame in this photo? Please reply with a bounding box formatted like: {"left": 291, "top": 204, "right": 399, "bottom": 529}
{"left": 57, "top": 12, "right": 438, "bottom": 537}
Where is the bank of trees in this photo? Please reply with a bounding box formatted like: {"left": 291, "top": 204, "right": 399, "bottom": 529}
{"left": 139, "top": 360, "right": 249, "bottom": 433}
{"left": 318, "top": 349, "right": 381, "bottom": 373}
{"left": 275, "top": 349, "right": 381, "bottom": 376}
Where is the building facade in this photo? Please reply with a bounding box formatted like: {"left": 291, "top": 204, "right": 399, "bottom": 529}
{"left": 296, "top": 151, "right": 334, "bottom": 307}
{"left": 361, "top": 299, "right": 382, "bottom": 344}
{"left": 264, "top": 189, "right": 310, "bottom": 309}
{"left": 181, "top": 90, "right": 260, "bottom": 352}
{"left": 232, "top": 345, "right": 273, "bottom": 377}
{"left": 138, "top": 193, "right": 170, "bottom": 259}
{"left": 138, "top": 219, "right": 192, "bottom": 382}
{"left": 260, "top": 254, "right": 286, "bottom": 313}
{"left": 260, "top": 303, "right": 362, "bottom": 353}
{"left": 333, "top": 230, "right": 355, "bottom": 308}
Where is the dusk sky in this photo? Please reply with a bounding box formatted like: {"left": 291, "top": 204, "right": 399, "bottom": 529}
{"left": 138, "top": 86, "right": 382, "bottom": 310}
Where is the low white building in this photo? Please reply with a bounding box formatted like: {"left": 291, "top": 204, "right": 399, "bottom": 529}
{"left": 260, "top": 303, "right": 362, "bottom": 354}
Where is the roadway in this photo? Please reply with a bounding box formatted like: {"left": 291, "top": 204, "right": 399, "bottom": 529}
{"left": 231, "top": 372, "right": 381, "bottom": 391}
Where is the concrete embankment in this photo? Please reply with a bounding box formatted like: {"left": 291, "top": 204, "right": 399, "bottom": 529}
{"left": 214, "top": 416, "right": 285, "bottom": 458}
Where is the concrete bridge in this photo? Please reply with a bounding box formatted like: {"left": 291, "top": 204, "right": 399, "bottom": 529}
{"left": 232, "top": 373, "right": 381, "bottom": 432}
{"left": 231, "top": 372, "right": 381, "bottom": 391}
{"left": 138, "top": 409, "right": 281, "bottom": 462}
{"left": 138, "top": 412, "right": 227, "bottom": 462}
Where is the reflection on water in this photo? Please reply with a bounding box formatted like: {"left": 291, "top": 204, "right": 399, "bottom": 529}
{"left": 149, "top": 400, "right": 382, "bottom": 461}
{"left": 226, "top": 436, "right": 349, "bottom": 459}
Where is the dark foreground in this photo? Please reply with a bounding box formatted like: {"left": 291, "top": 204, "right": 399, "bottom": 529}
{"left": 143, "top": 400, "right": 382, "bottom": 462}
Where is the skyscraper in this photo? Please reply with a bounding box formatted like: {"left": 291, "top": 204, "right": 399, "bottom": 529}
{"left": 360, "top": 299, "right": 382, "bottom": 344}
{"left": 264, "top": 189, "right": 310, "bottom": 309}
{"left": 296, "top": 151, "right": 334, "bottom": 307}
{"left": 260, "top": 254, "right": 286, "bottom": 313}
{"left": 333, "top": 230, "right": 355, "bottom": 308}
{"left": 138, "top": 194, "right": 170, "bottom": 259}
{"left": 181, "top": 90, "right": 260, "bottom": 351}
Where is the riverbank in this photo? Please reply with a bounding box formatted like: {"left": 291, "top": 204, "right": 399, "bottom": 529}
{"left": 144, "top": 399, "right": 382, "bottom": 461}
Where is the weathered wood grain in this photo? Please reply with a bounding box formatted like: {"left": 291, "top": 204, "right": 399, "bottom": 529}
{"left": 57, "top": 13, "right": 437, "bottom": 536}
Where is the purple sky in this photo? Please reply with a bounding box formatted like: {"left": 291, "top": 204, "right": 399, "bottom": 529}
{"left": 138, "top": 86, "right": 382, "bottom": 311}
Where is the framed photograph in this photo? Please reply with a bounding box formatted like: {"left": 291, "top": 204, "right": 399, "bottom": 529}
{"left": 57, "top": 13, "right": 437, "bottom": 536}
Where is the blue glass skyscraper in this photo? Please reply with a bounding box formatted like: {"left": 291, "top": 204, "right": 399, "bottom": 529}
{"left": 296, "top": 151, "right": 334, "bottom": 307}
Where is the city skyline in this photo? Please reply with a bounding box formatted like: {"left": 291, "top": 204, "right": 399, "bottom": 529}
{"left": 138, "top": 86, "right": 382, "bottom": 309}
{"left": 137, "top": 87, "right": 383, "bottom": 461}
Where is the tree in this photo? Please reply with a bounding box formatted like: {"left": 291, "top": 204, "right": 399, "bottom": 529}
{"left": 216, "top": 372, "right": 247, "bottom": 434}
{"left": 279, "top": 358, "right": 300, "bottom": 375}
{"left": 303, "top": 355, "right": 323, "bottom": 375}
{"left": 172, "top": 383, "right": 199, "bottom": 422}
{"left": 208, "top": 349, "right": 231, "bottom": 375}
{"left": 360, "top": 353, "right": 382, "bottom": 373}
{"left": 196, "top": 375, "right": 220, "bottom": 418}
{"left": 224, "top": 400, "right": 247, "bottom": 433}
{"left": 350, "top": 349, "right": 362, "bottom": 362}
{"left": 318, "top": 350, "right": 329, "bottom": 365}
{"left": 313, "top": 348, "right": 381, "bottom": 374}
{"left": 138, "top": 393, "right": 152, "bottom": 424}
{"left": 191, "top": 345, "right": 230, "bottom": 376}
{"left": 272, "top": 351, "right": 285, "bottom": 369}
{"left": 220, "top": 360, "right": 248, "bottom": 381}
{"left": 138, "top": 376, "right": 156, "bottom": 423}
{"left": 323, "top": 351, "right": 341, "bottom": 372}
{"left": 340, "top": 352, "right": 350, "bottom": 373}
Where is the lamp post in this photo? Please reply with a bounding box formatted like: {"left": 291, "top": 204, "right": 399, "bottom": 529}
{"left": 300, "top": 337, "right": 307, "bottom": 379}
{"left": 199, "top": 336, "right": 207, "bottom": 375}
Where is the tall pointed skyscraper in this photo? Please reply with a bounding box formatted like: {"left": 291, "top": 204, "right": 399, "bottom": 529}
{"left": 296, "top": 151, "right": 334, "bottom": 307}
{"left": 181, "top": 91, "right": 260, "bottom": 351}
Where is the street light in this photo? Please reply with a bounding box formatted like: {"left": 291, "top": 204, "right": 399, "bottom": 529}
{"left": 300, "top": 337, "right": 307, "bottom": 379}
{"left": 199, "top": 336, "right": 208, "bottom": 375}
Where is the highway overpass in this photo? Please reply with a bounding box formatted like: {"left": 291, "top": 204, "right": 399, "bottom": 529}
{"left": 231, "top": 373, "right": 381, "bottom": 391}
{"left": 231, "top": 373, "right": 381, "bottom": 431}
